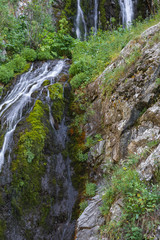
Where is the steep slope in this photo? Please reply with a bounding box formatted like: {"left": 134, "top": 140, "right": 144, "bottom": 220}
{"left": 75, "top": 22, "right": 160, "bottom": 240}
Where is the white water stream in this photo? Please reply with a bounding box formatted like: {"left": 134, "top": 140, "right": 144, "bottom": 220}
{"left": 0, "top": 60, "right": 65, "bottom": 170}
{"left": 76, "top": 0, "right": 87, "bottom": 40}
{"left": 94, "top": 0, "right": 98, "bottom": 34}
{"left": 119, "top": 0, "right": 134, "bottom": 26}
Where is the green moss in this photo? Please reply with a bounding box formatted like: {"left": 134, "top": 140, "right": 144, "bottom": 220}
{"left": 48, "top": 83, "right": 64, "bottom": 123}
{"left": 11, "top": 100, "right": 49, "bottom": 212}
{"left": 0, "top": 219, "right": 6, "bottom": 240}
{"left": 0, "top": 133, "right": 5, "bottom": 150}
{"left": 42, "top": 80, "right": 50, "bottom": 87}
{"left": 99, "top": 0, "right": 107, "bottom": 29}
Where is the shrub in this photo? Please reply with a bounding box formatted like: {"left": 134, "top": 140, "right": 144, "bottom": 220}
{"left": 21, "top": 48, "right": 37, "bottom": 61}
{"left": 0, "top": 65, "right": 14, "bottom": 84}
{"left": 8, "top": 55, "right": 27, "bottom": 73}
{"left": 37, "top": 50, "right": 53, "bottom": 61}
{"left": 70, "top": 72, "right": 89, "bottom": 89}
{"left": 85, "top": 182, "right": 97, "bottom": 197}
{"left": 80, "top": 200, "right": 88, "bottom": 213}
{"left": 69, "top": 57, "right": 93, "bottom": 76}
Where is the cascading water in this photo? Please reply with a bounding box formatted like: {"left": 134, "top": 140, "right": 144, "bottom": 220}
{"left": 0, "top": 61, "right": 64, "bottom": 169}
{"left": 119, "top": 0, "right": 134, "bottom": 26}
{"left": 94, "top": 0, "right": 98, "bottom": 34}
{"left": 0, "top": 60, "right": 77, "bottom": 239}
{"left": 76, "top": 0, "right": 87, "bottom": 40}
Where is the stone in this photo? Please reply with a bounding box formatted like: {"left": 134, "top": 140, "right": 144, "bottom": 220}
{"left": 137, "top": 143, "right": 160, "bottom": 181}
{"left": 141, "top": 22, "right": 160, "bottom": 38}
{"left": 90, "top": 140, "right": 105, "bottom": 160}
{"left": 110, "top": 198, "right": 123, "bottom": 222}
{"left": 75, "top": 195, "right": 105, "bottom": 240}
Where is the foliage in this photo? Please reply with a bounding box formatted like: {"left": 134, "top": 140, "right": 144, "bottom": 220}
{"left": 11, "top": 100, "right": 48, "bottom": 210}
{"left": 21, "top": 48, "right": 37, "bottom": 62}
{"left": 70, "top": 72, "right": 89, "bottom": 89}
{"left": 77, "top": 149, "right": 88, "bottom": 162}
{"left": 79, "top": 200, "right": 88, "bottom": 213}
{"left": 48, "top": 83, "right": 64, "bottom": 123}
{"left": 156, "top": 78, "right": 160, "bottom": 85}
{"left": 100, "top": 156, "right": 160, "bottom": 239}
{"left": 8, "top": 55, "right": 27, "bottom": 73}
{"left": 40, "top": 18, "right": 74, "bottom": 58}
{"left": 0, "top": 65, "right": 14, "bottom": 84}
{"left": 37, "top": 50, "right": 54, "bottom": 61}
{"left": 85, "top": 182, "right": 97, "bottom": 197}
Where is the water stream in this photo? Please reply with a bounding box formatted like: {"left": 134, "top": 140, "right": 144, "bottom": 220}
{"left": 76, "top": 0, "right": 87, "bottom": 40}
{"left": 94, "top": 0, "right": 98, "bottom": 34}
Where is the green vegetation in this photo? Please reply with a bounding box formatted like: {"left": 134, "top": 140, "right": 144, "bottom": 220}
{"left": 100, "top": 154, "right": 160, "bottom": 239}
{"left": 0, "top": 1, "right": 73, "bottom": 85}
{"left": 48, "top": 83, "right": 64, "bottom": 123}
{"left": 11, "top": 100, "right": 48, "bottom": 211}
{"left": 79, "top": 200, "right": 88, "bottom": 213}
{"left": 21, "top": 48, "right": 37, "bottom": 62}
{"left": 156, "top": 77, "right": 160, "bottom": 85}
{"left": 85, "top": 182, "right": 97, "bottom": 197}
{"left": 0, "top": 219, "right": 6, "bottom": 240}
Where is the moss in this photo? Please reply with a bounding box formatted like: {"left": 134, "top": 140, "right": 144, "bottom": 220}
{"left": 0, "top": 219, "right": 6, "bottom": 240}
{"left": 0, "top": 133, "right": 5, "bottom": 150}
{"left": 14, "top": 63, "right": 31, "bottom": 78}
{"left": 0, "top": 86, "right": 3, "bottom": 96}
{"left": 48, "top": 83, "right": 64, "bottom": 123}
{"left": 42, "top": 80, "right": 50, "bottom": 87}
{"left": 11, "top": 100, "right": 49, "bottom": 212}
{"left": 99, "top": 0, "right": 107, "bottom": 29}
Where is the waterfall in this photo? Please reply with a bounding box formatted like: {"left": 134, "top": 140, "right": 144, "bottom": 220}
{"left": 0, "top": 61, "right": 64, "bottom": 170}
{"left": 0, "top": 60, "right": 77, "bottom": 239}
{"left": 119, "top": 0, "right": 134, "bottom": 26}
{"left": 76, "top": 0, "right": 87, "bottom": 40}
{"left": 94, "top": 0, "right": 98, "bottom": 34}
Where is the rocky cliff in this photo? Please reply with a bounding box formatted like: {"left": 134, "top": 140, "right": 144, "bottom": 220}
{"left": 75, "top": 21, "right": 160, "bottom": 240}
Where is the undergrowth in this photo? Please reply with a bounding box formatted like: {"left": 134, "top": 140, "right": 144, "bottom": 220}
{"left": 100, "top": 153, "right": 160, "bottom": 240}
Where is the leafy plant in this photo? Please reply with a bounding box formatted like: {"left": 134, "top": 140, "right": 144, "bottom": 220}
{"left": 0, "top": 65, "right": 14, "bottom": 84}
{"left": 85, "top": 182, "right": 97, "bottom": 197}
{"left": 21, "top": 48, "right": 37, "bottom": 62}
{"left": 77, "top": 149, "right": 88, "bottom": 162}
{"left": 79, "top": 200, "right": 88, "bottom": 213}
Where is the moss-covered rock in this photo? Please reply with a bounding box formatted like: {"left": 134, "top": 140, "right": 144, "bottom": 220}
{"left": 11, "top": 100, "right": 49, "bottom": 211}
{"left": 48, "top": 83, "right": 64, "bottom": 123}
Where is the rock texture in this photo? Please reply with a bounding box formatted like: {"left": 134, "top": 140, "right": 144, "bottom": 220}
{"left": 76, "top": 21, "right": 160, "bottom": 239}
{"left": 75, "top": 195, "right": 105, "bottom": 240}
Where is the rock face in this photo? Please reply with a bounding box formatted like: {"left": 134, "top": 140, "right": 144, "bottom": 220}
{"left": 75, "top": 21, "right": 160, "bottom": 239}
{"left": 75, "top": 195, "right": 105, "bottom": 240}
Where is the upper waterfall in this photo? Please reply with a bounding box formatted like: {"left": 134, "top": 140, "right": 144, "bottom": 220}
{"left": 76, "top": 0, "right": 87, "bottom": 40}
{"left": 119, "top": 0, "right": 135, "bottom": 26}
{"left": 94, "top": 0, "right": 98, "bottom": 34}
